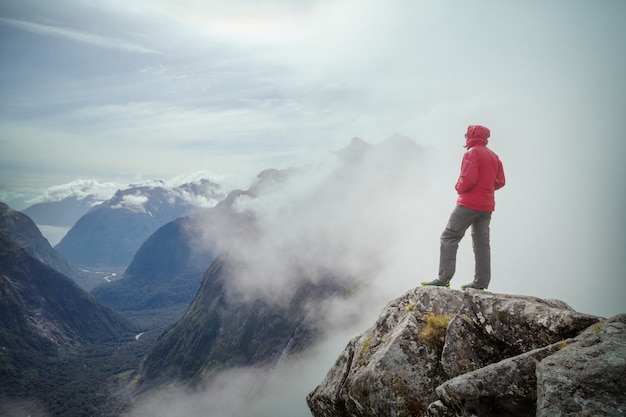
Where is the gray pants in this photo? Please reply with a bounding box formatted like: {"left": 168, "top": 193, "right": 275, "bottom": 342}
{"left": 438, "top": 205, "right": 492, "bottom": 288}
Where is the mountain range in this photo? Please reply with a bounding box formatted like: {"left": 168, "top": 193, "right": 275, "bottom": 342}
{"left": 2, "top": 135, "right": 432, "bottom": 415}
{"left": 54, "top": 179, "right": 225, "bottom": 268}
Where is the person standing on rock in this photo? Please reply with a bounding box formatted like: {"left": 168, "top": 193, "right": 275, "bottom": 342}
{"left": 422, "top": 124, "right": 505, "bottom": 290}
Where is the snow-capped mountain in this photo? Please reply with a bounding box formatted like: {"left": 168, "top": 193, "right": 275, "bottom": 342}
{"left": 55, "top": 178, "right": 228, "bottom": 268}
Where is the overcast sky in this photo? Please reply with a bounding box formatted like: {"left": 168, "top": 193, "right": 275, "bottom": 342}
{"left": 1, "top": 1, "right": 622, "bottom": 188}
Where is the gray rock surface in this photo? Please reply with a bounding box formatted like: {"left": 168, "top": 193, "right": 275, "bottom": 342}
{"left": 536, "top": 314, "right": 626, "bottom": 417}
{"left": 307, "top": 287, "right": 620, "bottom": 417}
{"left": 435, "top": 342, "right": 563, "bottom": 416}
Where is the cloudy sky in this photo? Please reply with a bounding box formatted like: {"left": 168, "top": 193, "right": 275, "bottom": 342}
{"left": 1, "top": 1, "right": 623, "bottom": 190}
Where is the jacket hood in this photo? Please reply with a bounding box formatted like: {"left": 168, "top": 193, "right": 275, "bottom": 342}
{"left": 465, "top": 125, "right": 490, "bottom": 148}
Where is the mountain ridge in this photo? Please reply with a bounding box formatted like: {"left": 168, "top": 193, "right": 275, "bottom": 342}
{"left": 0, "top": 201, "right": 87, "bottom": 286}
{"left": 0, "top": 230, "right": 136, "bottom": 394}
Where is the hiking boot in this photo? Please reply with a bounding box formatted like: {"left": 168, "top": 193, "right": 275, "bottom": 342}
{"left": 421, "top": 279, "right": 450, "bottom": 288}
{"left": 461, "top": 282, "right": 485, "bottom": 290}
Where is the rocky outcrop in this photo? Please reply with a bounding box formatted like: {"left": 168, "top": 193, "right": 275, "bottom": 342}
{"left": 307, "top": 287, "right": 624, "bottom": 417}
{"left": 535, "top": 315, "right": 626, "bottom": 417}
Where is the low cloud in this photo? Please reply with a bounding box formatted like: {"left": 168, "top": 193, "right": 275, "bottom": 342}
{"left": 125, "top": 302, "right": 379, "bottom": 417}
{"left": 24, "top": 173, "right": 234, "bottom": 210}
{"left": 25, "top": 179, "right": 122, "bottom": 205}
{"left": 221, "top": 136, "right": 441, "bottom": 305}
{"left": 111, "top": 193, "right": 150, "bottom": 213}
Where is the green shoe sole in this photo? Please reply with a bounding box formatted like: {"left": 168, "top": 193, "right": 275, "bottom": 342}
{"left": 421, "top": 279, "right": 450, "bottom": 288}
{"left": 460, "top": 282, "right": 485, "bottom": 290}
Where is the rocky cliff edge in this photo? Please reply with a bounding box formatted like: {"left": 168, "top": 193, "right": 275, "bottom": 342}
{"left": 307, "top": 287, "right": 625, "bottom": 417}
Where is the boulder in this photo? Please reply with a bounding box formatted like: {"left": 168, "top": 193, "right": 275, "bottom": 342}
{"left": 433, "top": 341, "right": 564, "bottom": 416}
{"left": 307, "top": 287, "right": 606, "bottom": 417}
{"left": 434, "top": 314, "right": 626, "bottom": 417}
{"left": 536, "top": 314, "right": 626, "bottom": 417}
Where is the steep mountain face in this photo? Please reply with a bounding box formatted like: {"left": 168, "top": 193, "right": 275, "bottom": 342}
{"left": 133, "top": 253, "right": 345, "bottom": 389}
{"left": 55, "top": 179, "right": 225, "bottom": 268}
{"left": 0, "top": 232, "right": 134, "bottom": 375}
{"left": 22, "top": 194, "right": 100, "bottom": 227}
{"left": 0, "top": 202, "right": 85, "bottom": 286}
{"left": 0, "top": 231, "right": 141, "bottom": 417}
{"left": 307, "top": 287, "right": 624, "bottom": 417}
{"left": 91, "top": 191, "right": 249, "bottom": 313}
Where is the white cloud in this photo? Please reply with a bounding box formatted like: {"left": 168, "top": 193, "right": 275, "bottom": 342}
{"left": 112, "top": 193, "right": 149, "bottom": 213}
{"left": 216, "top": 138, "right": 443, "bottom": 306}
{"left": 124, "top": 327, "right": 370, "bottom": 417}
{"left": 25, "top": 179, "right": 121, "bottom": 205}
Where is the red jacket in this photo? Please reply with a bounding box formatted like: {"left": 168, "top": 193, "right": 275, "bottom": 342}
{"left": 455, "top": 136, "right": 505, "bottom": 212}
